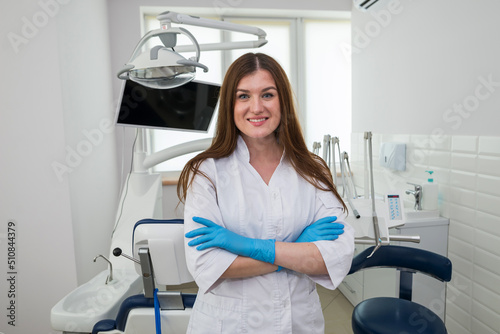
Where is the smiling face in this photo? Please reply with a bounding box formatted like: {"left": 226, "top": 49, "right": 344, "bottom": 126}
{"left": 233, "top": 69, "right": 281, "bottom": 144}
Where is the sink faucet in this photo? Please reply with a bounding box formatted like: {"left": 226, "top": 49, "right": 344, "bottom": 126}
{"left": 406, "top": 183, "right": 422, "bottom": 211}
{"left": 93, "top": 254, "right": 113, "bottom": 284}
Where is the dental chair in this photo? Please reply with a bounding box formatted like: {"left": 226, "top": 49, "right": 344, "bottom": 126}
{"left": 348, "top": 245, "right": 452, "bottom": 334}
{"left": 92, "top": 219, "right": 196, "bottom": 334}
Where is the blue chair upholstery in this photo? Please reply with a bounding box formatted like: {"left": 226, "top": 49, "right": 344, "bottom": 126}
{"left": 348, "top": 245, "right": 452, "bottom": 334}
{"left": 91, "top": 293, "right": 196, "bottom": 334}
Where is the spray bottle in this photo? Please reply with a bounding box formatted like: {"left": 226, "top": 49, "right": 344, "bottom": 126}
{"left": 421, "top": 170, "right": 438, "bottom": 211}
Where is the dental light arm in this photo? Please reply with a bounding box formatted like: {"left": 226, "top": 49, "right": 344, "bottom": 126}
{"left": 158, "top": 11, "right": 268, "bottom": 51}
{"left": 118, "top": 11, "right": 268, "bottom": 89}
{"left": 142, "top": 138, "right": 212, "bottom": 170}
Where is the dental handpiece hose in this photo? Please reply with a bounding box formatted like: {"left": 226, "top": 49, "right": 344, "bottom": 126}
{"left": 340, "top": 151, "right": 360, "bottom": 219}
{"left": 366, "top": 132, "right": 382, "bottom": 257}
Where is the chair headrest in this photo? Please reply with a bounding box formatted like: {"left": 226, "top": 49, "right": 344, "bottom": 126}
{"left": 349, "top": 245, "right": 452, "bottom": 282}
{"left": 133, "top": 219, "right": 194, "bottom": 285}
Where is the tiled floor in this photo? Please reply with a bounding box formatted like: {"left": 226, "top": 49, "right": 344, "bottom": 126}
{"left": 169, "top": 282, "right": 354, "bottom": 333}
{"left": 317, "top": 285, "right": 354, "bottom": 334}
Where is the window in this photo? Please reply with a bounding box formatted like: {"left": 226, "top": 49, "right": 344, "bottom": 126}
{"left": 303, "top": 19, "right": 352, "bottom": 152}
{"left": 223, "top": 18, "right": 292, "bottom": 77}
{"left": 142, "top": 10, "right": 351, "bottom": 172}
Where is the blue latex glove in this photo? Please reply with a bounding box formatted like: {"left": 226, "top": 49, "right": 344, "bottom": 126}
{"left": 185, "top": 216, "right": 276, "bottom": 264}
{"left": 295, "top": 216, "right": 344, "bottom": 243}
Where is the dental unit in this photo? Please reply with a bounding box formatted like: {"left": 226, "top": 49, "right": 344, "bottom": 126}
{"left": 51, "top": 12, "right": 268, "bottom": 334}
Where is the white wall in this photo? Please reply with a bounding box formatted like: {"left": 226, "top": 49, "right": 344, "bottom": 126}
{"left": 56, "top": 0, "right": 119, "bottom": 286}
{"left": 0, "top": 2, "right": 77, "bottom": 332}
{"left": 351, "top": 1, "right": 500, "bottom": 333}
{"left": 352, "top": 0, "right": 500, "bottom": 136}
{"left": 0, "top": 1, "right": 118, "bottom": 333}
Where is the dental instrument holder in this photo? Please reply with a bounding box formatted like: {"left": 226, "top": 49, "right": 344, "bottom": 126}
{"left": 343, "top": 152, "right": 358, "bottom": 198}
{"left": 332, "top": 136, "right": 340, "bottom": 185}
{"left": 324, "top": 135, "right": 341, "bottom": 187}
{"left": 323, "top": 135, "right": 332, "bottom": 181}
{"left": 323, "top": 134, "right": 361, "bottom": 218}
{"left": 312, "top": 141, "right": 321, "bottom": 155}
{"left": 406, "top": 183, "right": 422, "bottom": 211}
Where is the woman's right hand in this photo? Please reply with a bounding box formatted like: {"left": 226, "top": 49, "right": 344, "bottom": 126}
{"left": 295, "top": 216, "right": 344, "bottom": 243}
{"left": 186, "top": 216, "right": 277, "bottom": 264}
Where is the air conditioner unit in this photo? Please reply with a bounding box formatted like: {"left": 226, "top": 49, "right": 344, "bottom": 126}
{"left": 353, "top": 0, "right": 389, "bottom": 11}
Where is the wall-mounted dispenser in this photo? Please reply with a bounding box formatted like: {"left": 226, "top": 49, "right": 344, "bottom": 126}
{"left": 379, "top": 142, "right": 406, "bottom": 171}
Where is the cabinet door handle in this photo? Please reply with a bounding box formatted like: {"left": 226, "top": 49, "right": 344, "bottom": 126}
{"left": 343, "top": 282, "right": 356, "bottom": 294}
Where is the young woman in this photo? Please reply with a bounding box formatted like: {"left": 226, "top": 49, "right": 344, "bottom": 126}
{"left": 178, "top": 53, "right": 354, "bottom": 333}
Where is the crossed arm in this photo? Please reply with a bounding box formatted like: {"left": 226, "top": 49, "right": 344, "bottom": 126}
{"left": 221, "top": 242, "right": 327, "bottom": 278}
{"left": 185, "top": 216, "right": 344, "bottom": 278}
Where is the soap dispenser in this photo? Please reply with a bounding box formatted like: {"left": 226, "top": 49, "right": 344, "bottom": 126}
{"left": 421, "top": 170, "right": 438, "bottom": 211}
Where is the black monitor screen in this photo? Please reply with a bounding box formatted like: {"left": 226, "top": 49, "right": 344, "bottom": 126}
{"left": 115, "top": 80, "right": 220, "bottom": 132}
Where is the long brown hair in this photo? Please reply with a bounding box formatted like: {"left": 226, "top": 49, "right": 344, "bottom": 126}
{"left": 178, "top": 53, "right": 346, "bottom": 212}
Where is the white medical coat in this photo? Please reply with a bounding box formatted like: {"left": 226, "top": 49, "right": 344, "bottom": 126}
{"left": 184, "top": 136, "right": 355, "bottom": 334}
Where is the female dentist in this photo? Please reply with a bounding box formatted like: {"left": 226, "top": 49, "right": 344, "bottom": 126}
{"left": 178, "top": 53, "right": 355, "bottom": 333}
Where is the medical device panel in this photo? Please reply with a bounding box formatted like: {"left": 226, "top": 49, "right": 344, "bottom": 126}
{"left": 384, "top": 192, "right": 405, "bottom": 227}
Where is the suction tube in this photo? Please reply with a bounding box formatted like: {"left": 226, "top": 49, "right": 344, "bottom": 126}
{"left": 340, "top": 152, "right": 360, "bottom": 219}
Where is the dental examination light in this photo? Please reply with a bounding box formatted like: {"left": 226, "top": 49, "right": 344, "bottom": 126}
{"left": 117, "top": 11, "right": 268, "bottom": 89}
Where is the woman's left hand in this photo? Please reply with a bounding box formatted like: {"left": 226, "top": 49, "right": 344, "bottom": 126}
{"left": 185, "top": 216, "right": 276, "bottom": 264}
{"left": 295, "top": 216, "right": 344, "bottom": 243}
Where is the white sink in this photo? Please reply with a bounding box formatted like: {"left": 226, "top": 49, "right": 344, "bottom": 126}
{"left": 51, "top": 269, "right": 142, "bottom": 333}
